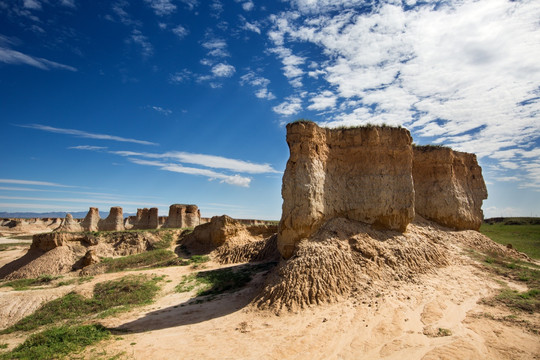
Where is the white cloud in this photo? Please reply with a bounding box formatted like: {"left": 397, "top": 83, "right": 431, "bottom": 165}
{"left": 240, "top": 71, "right": 276, "bottom": 100}
{"left": 0, "top": 195, "right": 166, "bottom": 207}
{"left": 202, "top": 38, "right": 229, "bottom": 57}
{"left": 242, "top": 1, "right": 254, "bottom": 11}
{"left": 144, "top": 0, "right": 176, "bottom": 16}
{"left": 0, "top": 179, "right": 74, "bottom": 188}
{"left": 69, "top": 145, "right": 108, "bottom": 151}
{"left": 180, "top": 0, "right": 199, "bottom": 11}
{"left": 269, "top": 0, "right": 540, "bottom": 189}
{"left": 0, "top": 47, "right": 77, "bottom": 71}
{"left": 239, "top": 16, "right": 261, "bottom": 34}
{"left": 150, "top": 106, "right": 172, "bottom": 115}
{"left": 130, "top": 29, "right": 153, "bottom": 57}
{"left": 23, "top": 0, "right": 41, "bottom": 10}
{"left": 127, "top": 158, "right": 252, "bottom": 187}
{"left": 169, "top": 69, "right": 192, "bottom": 83}
{"left": 111, "top": 150, "right": 280, "bottom": 174}
{"left": 172, "top": 25, "right": 188, "bottom": 39}
{"left": 273, "top": 96, "right": 302, "bottom": 116}
{"left": 211, "top": 63, "right": 236, "bottom": 77}
{"left": 60, "top": 0, "right": 76, "bottom": 8}
{"left": 20, "top": 124, "right": 158, "bottom": 146}
{"left": 307, "top": 90, "right": 337, "bottom": 111}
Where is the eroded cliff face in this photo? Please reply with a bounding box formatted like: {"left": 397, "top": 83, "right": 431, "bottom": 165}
{"left": 413, "top": 146, "right": 488, "bottom": 231}
{"left": 81, "top": 207, "right": 100, "bottom": 232}
{"left": 278, "top": 122, "right": 415, "bottom": 259}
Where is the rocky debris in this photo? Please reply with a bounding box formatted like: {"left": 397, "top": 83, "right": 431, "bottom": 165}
{"left": 182, "top": 215, "right": 278, "bottom": 263}
{"left": 278, "top": 121, "right": 415, "bottom": 259}
{"left": 81, "top": 207, "right": 100, "bottom": 232}
{"left": 163, "top": 204, "right": 200, "bottom": 228}
{"left": 413, "top": 146, "right": 488, "bottom": 230}
{"left": 99, "top": 206, "right": 125, "bottom": 231}
{"left": 0, "top": 217, "right": 63, "bottom": 236}
{"left": 82, "top": 249, "right": 100, "bottom": 267}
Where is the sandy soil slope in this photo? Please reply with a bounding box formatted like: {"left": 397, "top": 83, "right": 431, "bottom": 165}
{"left": 0, "top": 242, "right": 538, "bottom": 359}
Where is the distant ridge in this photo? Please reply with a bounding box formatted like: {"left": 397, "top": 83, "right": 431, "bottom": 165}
{"left": 0, "top": 211, "right": 136, "bottom": 219}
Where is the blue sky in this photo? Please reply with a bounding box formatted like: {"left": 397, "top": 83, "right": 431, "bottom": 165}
{"left": 0, "top": 0, "right": 539, "bottom": 220}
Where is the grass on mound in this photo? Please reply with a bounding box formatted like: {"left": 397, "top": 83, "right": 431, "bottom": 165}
{"left": 175, "top": 262, "right": 276, "bottom": 300}
{"left": 96, "top": 250, "right": 210, "bottom": 273}
{"left": 1, "top": 275, "right": 162, "bottom": 334}
{"left": 0, "top": 275, "right": 60, "bottom": 291}
{"left": 479, "top": 222, "right": 540, "bottom": 259}
{"left": 0, "top": 324, "right": 110, "bottom": 360}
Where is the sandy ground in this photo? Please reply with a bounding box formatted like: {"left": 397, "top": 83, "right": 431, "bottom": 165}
{"left": 0, "top": 246, "right": 539, "bottom": 359}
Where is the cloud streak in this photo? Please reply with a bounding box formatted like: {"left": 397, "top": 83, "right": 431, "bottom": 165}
{"left": 20, "top": 124, "right": 158, "bottom": 145}
{"left": 0, "top": 179, "right": 75, "bottom": 188}
{"left": 0, "top": 47, "right": 77, "bottom": 71}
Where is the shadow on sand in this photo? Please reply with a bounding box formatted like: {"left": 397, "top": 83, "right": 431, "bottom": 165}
{"left": 115, "top": 263, "right": 275, "bottom": 333}
{"left": 0, "top": 248, "right": 44, "bottom": 279}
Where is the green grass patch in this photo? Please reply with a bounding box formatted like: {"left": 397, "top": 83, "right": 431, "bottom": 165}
{"left": 100, "top": 249, "right": 177, "bottom": 272}
{"left": 0, "top": 324, "right": 110, "bottom": 360}
{"left": 151, "top": 231, "right": 175, "bottom": 250}
{"left": 1, "top": 275, "right": 162, "bottom": 334}
{"left": 175, "top": 262, "right": 276, "bottom": 300}
{"left": 466, "top": 249, "right": 540, "bottom": 314}
{"left": 480, "top": 222, "right": 540, "bottom": 259}
{"left": 1, "top": 275, "right": 60, "bottom": 291}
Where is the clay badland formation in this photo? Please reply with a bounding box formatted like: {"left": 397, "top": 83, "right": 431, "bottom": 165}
{"left": 1, "top": 121, "right": 538, "bottom": 359}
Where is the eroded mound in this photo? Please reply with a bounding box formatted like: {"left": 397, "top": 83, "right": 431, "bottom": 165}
{"left": 181, "top": 215, "right": 278, "bottom": 264}
{"left": 255, "top": 217, "right": 483, "bottom": 312}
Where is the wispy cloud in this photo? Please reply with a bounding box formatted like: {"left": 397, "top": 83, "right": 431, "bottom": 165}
{"left": 0, "top": 196, "right": 167, "bottom": 207}
{"left": 172, "top": 25, "right": 189, "bottom": 39}
{"left": 273, "top": 96, "right": 302, "bottom": 116}
{"left": 0, "top": 47, "right": 77, "bottom": 71}
{"left": 68, "top": 145, "right": 108, "bottom": 151}
{"left": 0, "top": 179, "right": 75, "bottom": 188}
{"left": 148, "top": 106, "right": 172, "bottom": 115}
{"left": 240, "top": 71, "right": 276, "bottom": 100}
{"left": 128, "top": 158, "right": 252, "bottom": 187}
{"left": 111, "top": 150, "right": 280, "bottom": 174}
{"left": 144, "top": 0, "right": 176, "bottom": 16}
{"left": 129, "top": 29, "right": 153, "bottom": 58}
{"left": 19, "top": 124, "right": 158, "bottom": 145}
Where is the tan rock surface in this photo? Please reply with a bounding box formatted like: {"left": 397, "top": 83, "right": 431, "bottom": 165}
{"left": 413, "top": 146, "right": 488, "bottom": 230}
{"left": 163, "top": 204, "right": 200, "bottom": 228}
{"left": 99, "top": 206, "right": 125, "bottom": 231}
{"left": 133, "top": 208, "right": 159, "bottom": 229}
{"left": 56, "top": 213, "right": 83, "bottom": 233}
{"left": 278, "top": 121, "right": 415, "bottom": 259}
{"left": 81, "top": 207, "right": 100, "bottom": 231}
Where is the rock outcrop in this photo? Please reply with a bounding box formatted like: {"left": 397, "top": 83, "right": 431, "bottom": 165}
{"left": 278, "top": 121, "right": 415, "bottom": 259}
{"left": 413, "top": 146, "right": 488, "bottom": 230}
{"left": 57, "top": 214, "right": 83, "bottom": 232}
{"left": 133, "top": 208, "right": 159, "bottom": 230}
{"left": 163, "top": 204, "right": 200, "bottom": 228}
{"left": 81, "top": 207, "right": 100, "bottom": 232}
{"left": 98, "top": 207, "right": 125, "bottom": 231}
{"left": 182, "top": 215, "right": 278, "bottom": 263}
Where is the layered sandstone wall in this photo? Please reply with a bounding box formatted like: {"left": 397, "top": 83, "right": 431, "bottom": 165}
{"left": 413, "top": 146, "right": 488, "bottom": 230}
{"left": 57, "top": 214, "right": 83, "bottom": 232}
{"left": 278, "top": 121, "right": 415, "bottom": 259}
{"left": 133, "top": 208, "right": 159, "bottom": 229}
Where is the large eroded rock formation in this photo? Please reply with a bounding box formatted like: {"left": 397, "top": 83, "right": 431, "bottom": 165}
{"left": 278, "top": 121, "right": 415, "bottom": 259}
{"left": 99, "top": 206, "right": 125, "bottom": 231}
{"left": 81, "top": 207, "right": 100, "bottom": 232}
{"left": 163, "top": 204, "right": 200, "bottom": 228}
{"left": 413, "top": 146, "right": 488, "bottom": 230}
